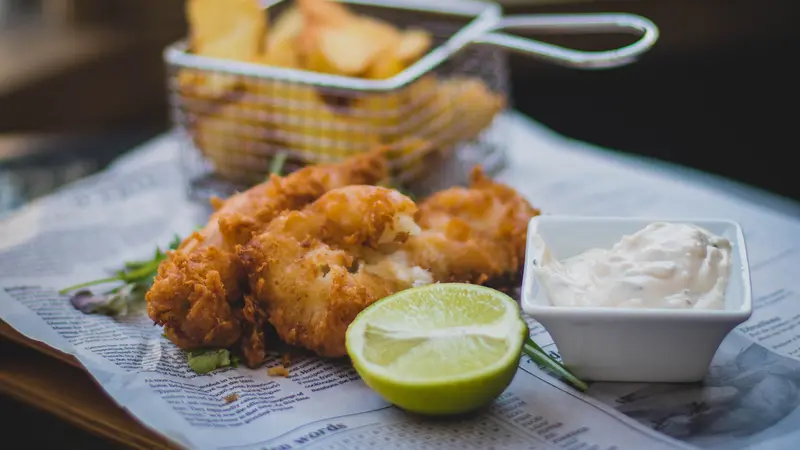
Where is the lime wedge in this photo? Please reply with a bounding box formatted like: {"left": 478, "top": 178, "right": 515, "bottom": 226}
{"left": 346, "top": 283, "right": 527, "bottom": 415}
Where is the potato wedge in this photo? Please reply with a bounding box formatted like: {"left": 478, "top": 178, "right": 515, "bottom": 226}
{"left": 263, "top": 6, "right": 305, "bottom": 69}
{"left": 396, "top": 28, "right": 432, "bottom": 65}
{"left": 184, "top": 0, "right": 267, "bottom": 101}
{"left": 186, "top": 0, "right": 266, "bottom": 60}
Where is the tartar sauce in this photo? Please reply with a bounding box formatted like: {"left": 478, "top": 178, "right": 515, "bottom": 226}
{"left": 533, "top": 222, "right": 733, "bottom": 310}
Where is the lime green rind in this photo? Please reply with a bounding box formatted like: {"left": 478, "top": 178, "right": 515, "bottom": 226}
{"left": 346, "top": 283, "right": 529, "bottom": 415}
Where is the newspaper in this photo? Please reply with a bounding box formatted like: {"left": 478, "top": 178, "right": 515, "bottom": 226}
{"left": 2, "top": 113, "right": 800, "bottom": 450}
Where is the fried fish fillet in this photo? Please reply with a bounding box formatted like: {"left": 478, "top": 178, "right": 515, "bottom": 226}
{"left": 146, "top": 150, "right": 388, "bottom": 366}
{"left": 237, "top": 168, "right": 538, "bottom": 359}
{"left": 404, "top": 166, "right": 540, "bottom": 285}
{"left": 238, "top": 185, "right": 430, "bottom": 357}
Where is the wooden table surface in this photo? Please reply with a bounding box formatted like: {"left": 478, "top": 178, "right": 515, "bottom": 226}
{"left": 0, "top": 321, "right": 178, "bottom": 449}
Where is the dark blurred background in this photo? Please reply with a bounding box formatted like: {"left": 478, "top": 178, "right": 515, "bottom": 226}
{"left": 1, "top": 0, "right": 798, "bottom": 447}
{"left": 1, "top": 0, "right": 798, "bottom": 207}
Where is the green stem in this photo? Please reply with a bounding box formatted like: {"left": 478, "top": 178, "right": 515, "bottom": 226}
{"left": 124, "top": 260, "right": 150, "bottom": 270}
{"left": 523, "top": 336, "right": 588, "bottom": 392}
{"left": 268, "top": 151, "right": 289, "bottom": 177}
{"left": 120, "top": 260, "right": 160, "bottom": 282}
{"left": 58, "top": 276, "right": 123, "bottom": 295}
{"left": 59, "top": 260, "right": 159, "bottom": 295}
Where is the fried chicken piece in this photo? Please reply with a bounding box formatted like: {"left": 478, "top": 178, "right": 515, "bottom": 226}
{"left": 404, "top": 166, "right": 540, "bottom": 284}
{"left": 238, "top": 185, "right": 431, "bottom": 357}
{"left": 146, "top": 150, "right": 389, "bottom": 365}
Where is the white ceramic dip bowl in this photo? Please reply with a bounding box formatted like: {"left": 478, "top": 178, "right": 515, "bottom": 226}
{"left": 520, "top": 215, "right": 753, "bottom": 383}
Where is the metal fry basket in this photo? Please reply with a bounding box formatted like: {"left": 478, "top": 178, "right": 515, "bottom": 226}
{"left": 165, "top": 0, "right": 658, "bottom": 199}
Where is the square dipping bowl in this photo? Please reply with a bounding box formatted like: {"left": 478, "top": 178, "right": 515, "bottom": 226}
{"left": 521, "top": 216, "right": 753, "bottom": 383}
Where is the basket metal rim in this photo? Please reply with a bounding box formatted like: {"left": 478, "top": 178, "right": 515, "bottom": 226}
{"left": 164, "top": 0, "right": 503, "bottom": 92}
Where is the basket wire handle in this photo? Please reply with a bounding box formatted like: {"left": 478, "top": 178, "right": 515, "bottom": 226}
{"left": 476, "top": 13, "right": 660, "bottom": 69}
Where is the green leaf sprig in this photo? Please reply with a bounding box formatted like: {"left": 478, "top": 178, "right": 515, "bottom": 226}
{"left": 60, "top": 230, "right": 243, "bottom": 373}
{"left": 187, "top": 349, "right": 240, "bottom": 374}
{"left": 266, "top": 151, "right": 289, "bottom": 180}
{"left": 60, "top": 235, "right": 182, "bottom": 316}
{"left": 522, "top": 336, "right": 588, "bottom": 392}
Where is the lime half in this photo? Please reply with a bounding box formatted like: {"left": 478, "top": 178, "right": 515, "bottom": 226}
{"left": 346, "top": 283, "right": 527, "bottom": 415}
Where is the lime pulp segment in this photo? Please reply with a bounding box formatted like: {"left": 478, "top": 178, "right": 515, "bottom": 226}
{"left": 347, "top": 283, "right": 526, "bottom": 385}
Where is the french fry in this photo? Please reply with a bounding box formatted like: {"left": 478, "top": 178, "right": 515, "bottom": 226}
{"left": 301, "top": 21, "right": 389, "bottom": 76}
{"left": 363, "top": 26, "right": 429, "bottom": 79}
{"left": 295, "top": 1, "right": 400, "bottom": 77}
{"left": 262, "top": 6, "right": 304, "bottom": 69}
{"left": 364, "top": 55, "right": 405, "bottom": 80}
{"left": 396, "top": 29, "right": 432, "bottom": 65}
{"left": 311, "top": 26, "right": 381, "bottom": 75}
{"left": 357, "top": 16, "right": 402, "bottom": 48}
{"left": 296, "top": 0, "right": 354, "bottom": 28}
{"left": 181, "top": 0, "right": 503, "bottom": 185}
{"left": 386, "top": 77, "right": 505, "bottom": 182}
{"left": 248, "top": 81, "right": 383, "bottom": 159}
{"left": 186, "top": 0, "right": 266, "bottom": 60}
{"left": 192, "top": 108, "right": 252, "bottom": 183}
{"left": 178, "top": 70, "right": 242, "bottom": 102}
{"left": 431, "top": 76, "right": 506, "bottom": 156}
{"left": 183, "top": 0, "right": 267, "bottom": 101}
{"left": 267, "top": 6, "right": 304, "bottom": 51}
{"left": 378, "top": 77, "right": 439, "bottom": 137}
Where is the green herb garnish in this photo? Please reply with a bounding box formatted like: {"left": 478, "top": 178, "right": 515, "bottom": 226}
{"left": 187, "top": 349, "right": 238, "bottom": 374}
{"left": 60, "top": 235, "right": 182, "bottom": 316}
{"left": 522, "top": 336, "right": 588, "bottom": 392}
{"left": 267, "top": 151, "right": 289, "bottom": 179}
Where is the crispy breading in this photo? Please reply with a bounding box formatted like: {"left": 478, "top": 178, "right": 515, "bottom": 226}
{"left": 404, "top": 166, "right": 540, "bottom": 284}
{"left": 148, "top": 150, "right": 539, "bottom": 363}
{"left": 146, "top": 150, "right": 388, "bottom": 364}
{"left": 238, "top": 185, "right": 428, "bottom": 357}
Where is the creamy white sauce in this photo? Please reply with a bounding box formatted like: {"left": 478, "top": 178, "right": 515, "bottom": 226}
{"left": 533, "top": 222, "right": 733, "bottom": 310}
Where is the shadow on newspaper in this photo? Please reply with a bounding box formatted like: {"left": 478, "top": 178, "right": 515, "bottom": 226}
{"left": 598, "top": 332, "right": 800, "bottom": 449}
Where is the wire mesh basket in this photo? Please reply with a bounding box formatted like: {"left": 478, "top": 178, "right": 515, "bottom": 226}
{"left": 165, "top": 0, "right": 658, "bottom": 200}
